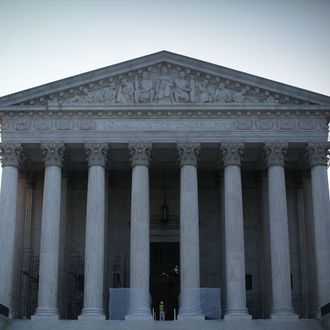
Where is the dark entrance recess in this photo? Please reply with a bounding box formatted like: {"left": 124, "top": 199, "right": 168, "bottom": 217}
{"left": 150, "top": 242, "right": 180, "bottom": 320}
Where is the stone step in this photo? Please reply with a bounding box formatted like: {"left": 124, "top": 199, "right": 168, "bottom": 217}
{"left": 3, "top": 319, "right": 327, "bottom": 330}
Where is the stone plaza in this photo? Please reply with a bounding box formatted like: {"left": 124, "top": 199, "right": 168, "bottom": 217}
{"left": 0, "top": 51, "right": 329, "bottom": 329}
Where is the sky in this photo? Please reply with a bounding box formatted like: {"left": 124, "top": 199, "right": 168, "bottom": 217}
{"left": 0, "top": 0, "right": 329, "bottom": 188}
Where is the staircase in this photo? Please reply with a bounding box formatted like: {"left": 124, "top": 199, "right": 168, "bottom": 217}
{"left": 3, "top": 319, "right": 328, "bottom": 330}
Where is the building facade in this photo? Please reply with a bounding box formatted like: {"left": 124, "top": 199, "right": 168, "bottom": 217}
{"left": 0, "top": 52, "right": 329, "bottom": 324}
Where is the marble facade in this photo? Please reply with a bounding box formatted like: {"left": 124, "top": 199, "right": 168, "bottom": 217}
{"left": 0, "top": 51, "right": 329, "bottom": 324}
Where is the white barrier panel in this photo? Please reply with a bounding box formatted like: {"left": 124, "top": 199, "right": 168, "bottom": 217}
{"left": 179, "top": 288, "right": 221, "bottom": 319}
{"left": 109, "top": 288, "right": 129, "bottom": 320}
{"left": 200, "top": 288, "right": 221, "bottom": 319}
{"left": 109, "top": 288, "right": 152, "bottom": 320}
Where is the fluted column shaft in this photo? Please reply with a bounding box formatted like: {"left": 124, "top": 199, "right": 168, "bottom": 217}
{"left": 80, "top": 143, "right": 109, "bottom": 319}
{"left": 177, "top": 143, "right": 203, "bottom": 320}
{"left": 126, "top": 143, "right": 153, "bottom": 320}
{"left": 220, "top": 143, "right": 250, "bottom": 319}
{"left": 264, "top": 142, "right": 296, "bottom": 319}
{"left": 306, "top": 143, "right": 330, "bottom": 314}
{"left": 34, "top": 143, "right": 65, "bottom": 319}
{"left": 0, "top": 143, "right": 23, "bottom": 314}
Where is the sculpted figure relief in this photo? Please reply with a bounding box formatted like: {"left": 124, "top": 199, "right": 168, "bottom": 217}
{"left": 134, "top": 72, "right": 155, "bottom": 103}
{"left": 174, "top": 72, "right": 194, "bottom": 103}
{"left": 51, "top": 65, "right": 285, "bottom": 105}
{"left": 74, "top": 88, "right": 95, "bottom": 103}
{"left": 104, "top": 82, "right": 117, "bottom": 103}
{"left": 198, "top": 79, "right": 213, "bottom": 103}
{"left": 116, "top": 79, "right": 135, "bottom": 104}
{"left": 232, "top": 90, "right": 245, "bottom": 102}
{"left": 155, "top": 67, "right": 174, "bottom": 103}
{"left": 214, "top": 83, "right": 232, "bottom": 102}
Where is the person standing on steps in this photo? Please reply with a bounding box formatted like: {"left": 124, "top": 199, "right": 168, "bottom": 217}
{"left": 159, "top": 300, "right": 165, "bottom": 321}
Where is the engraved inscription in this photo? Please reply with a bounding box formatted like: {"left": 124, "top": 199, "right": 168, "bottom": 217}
{"left": 2, "top": 118, "right": 328, "bottom": 133}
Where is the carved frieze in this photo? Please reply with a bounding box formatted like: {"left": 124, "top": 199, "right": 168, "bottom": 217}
{"left": 18, "top": 63, "right": 310, "bottom": 106}
{"left": 264, "top": 142, "right": 288, "bottom": 167}
{"left": 177, "top": 142, "right": 201, "bottom": 167}
{"left": 41, "top": 143, "right": 65, "bottom": 167}
{"left": 84, "top": 143, "right": 110, "bottom": 167}
{"left": 306, "top": 142, "right": 330, "bottom": 167}
{"left": 128, "top": 142, "right": 152, "bottom": 167}
{"left": 219, "top": 143, "right": 244, "bottom": 167}
{"left": 0, "top": 142, "right": 23, "bottom": 168}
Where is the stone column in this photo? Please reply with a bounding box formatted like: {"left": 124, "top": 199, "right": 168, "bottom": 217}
{"left": 220, "top": 143, "right": 250, "bottom": 319}
{"left": 177, "top": 142, "right": 203, "bottom": 320}
{"left": 306, "top": 143, "right": 330, "bottom": 315}
{"left": 0, "top": 143, "right": 23, "bottom": 315}
{"left": 79, "top": 143, "right": 109, "bottom": 319}
{"left": 33, "top": 143, "right": 65, "bottom": 319}
{"left": 126, "top": 143, "right": 153, "bottom": 320}
{"left": 264, "top": 142, "right": 297, "bottom": 319}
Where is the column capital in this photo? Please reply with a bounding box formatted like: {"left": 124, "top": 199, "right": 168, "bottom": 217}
{"left": 306, "top": 142, "right": 330, "bottom": 168}
{"left": 84, "top": 143, "right": 110, "bottom": 167}
{"left": 264, "top": 142, "right": 288, "bottom": 167}
{"left": 177, "top": 142, "right": 200, "bottom": 167}
{"left": 219, "top": 143, "right": 244, "bottom": 167}
{"left": 41, "top": 143, "right": 65, "bottom": 167}
{"left": 0, "top": 142, "right": 23, "bottom": 168}
{"left": 128, "top": 142, "right": 152, "bottom": 167}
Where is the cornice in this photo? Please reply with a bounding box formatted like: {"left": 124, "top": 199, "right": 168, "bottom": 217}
{"left": 0, "top": 105, "right": 329, "bottom": 121}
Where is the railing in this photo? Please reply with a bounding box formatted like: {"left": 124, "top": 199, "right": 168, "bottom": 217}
{"left": 246, "top": 293, "right": 267, "bottom": 319}
{"left": 12, "top": 248, "right": 39, "bottom": 319}
{"left": 60, "top": 248, "right": 84, "bottom": 319}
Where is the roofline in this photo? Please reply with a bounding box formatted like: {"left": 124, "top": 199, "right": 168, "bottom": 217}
{"left": 0, "top": 50, "right": 329, "bottom": 106}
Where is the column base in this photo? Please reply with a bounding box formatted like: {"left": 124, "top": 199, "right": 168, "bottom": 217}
{"left": 78, "top": 308, "right": 105, "bottom": 320}
{"left": 225, "top": 309, "right": 251, "bottom": 320}
{"left": 31, "top": 307, "right": 59, "bottom": 320}
{"left": 271, "top": 309, "right": 299, "bottom": 320}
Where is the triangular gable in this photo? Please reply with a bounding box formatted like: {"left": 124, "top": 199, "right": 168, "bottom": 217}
{"left": 0, "top": 51, "right": 329, "bottom": 107}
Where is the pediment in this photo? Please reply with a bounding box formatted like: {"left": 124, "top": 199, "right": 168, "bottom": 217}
{"left": 0, "top": 51, "right": 329, "bottom": 107}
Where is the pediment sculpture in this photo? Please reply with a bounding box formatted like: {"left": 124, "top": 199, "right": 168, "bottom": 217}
{"left": 43, "top": 63, "right": 302, "bottom": 106}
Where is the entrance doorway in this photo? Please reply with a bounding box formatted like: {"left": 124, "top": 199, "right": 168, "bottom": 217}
{"left": 150, "top": 242, "right": 180, "bottom": 320}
